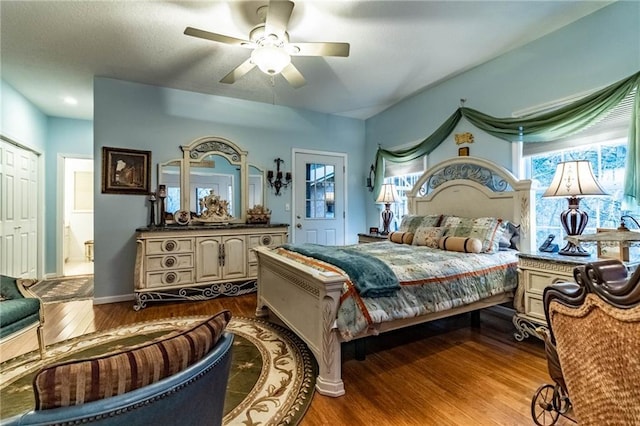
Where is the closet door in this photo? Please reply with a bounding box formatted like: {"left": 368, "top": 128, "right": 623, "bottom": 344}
{"left": 0, "top": 140, "right": 38, "bottom": 278}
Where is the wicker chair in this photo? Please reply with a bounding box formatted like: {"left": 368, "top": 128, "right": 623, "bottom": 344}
{"left": 543, "top": 259, "right": 640, "bottom": 426}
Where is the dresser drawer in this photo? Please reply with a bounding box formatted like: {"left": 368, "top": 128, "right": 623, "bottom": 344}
{"left": 248, "top": 263, "right": 258, "bottom": 278}
{"left": 525, "top": 270, "right": 570, "bottom": 295}
{"left": 248, "top": 234, "right": 286, "bottom": 262}
{"left": 525, "top": 294, "right": 545, "bottom": 321}
{"left": 146, "top": 254, "right": 193, "bottom": 271}
{"left": 145, "top": 270, "right": 194, "bottom": 289}
{"left": 146, "top": 238, "right": 194, "bottom": 255}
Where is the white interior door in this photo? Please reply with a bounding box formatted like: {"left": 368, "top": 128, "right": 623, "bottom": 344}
{"left": 293, "top": 151, "right": 346, "bottom": 245}
{"left": 0, "top": 139, "right": 38, "bottom": 278}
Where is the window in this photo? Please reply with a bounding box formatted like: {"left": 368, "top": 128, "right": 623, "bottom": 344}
{"left": 381, "top": 155, "right": 426, "bottom": 231}
{"left": 528, "top": 140, "right": 627, "bottom": 248}
{"left": 305, "top": 163, "right": 335, "bottom": 219}
{"left": 525, "top": 89, "right": 634, "bottom": 249}
{"left": 382, "top": 173, "right": 424, "bottom": 231}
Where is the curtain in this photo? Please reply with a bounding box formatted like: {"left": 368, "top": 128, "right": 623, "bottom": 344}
{"left": 373, "top": 70, "right": 640, "bottom": 206}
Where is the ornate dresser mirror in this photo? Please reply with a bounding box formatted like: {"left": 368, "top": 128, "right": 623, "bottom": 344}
{"left": 158, "top": 138, "right": 270, "bottom": 224}
{"left": 180, "top": 136, "right": 248, "bottom": 223}
{"left": 248, "top": 164, "right": 265, "bottom": 209}
{"left": 136, "top": 137, "right": 287, "bottom": 310}
{"left": 158, "top": 160, "right": 181, "bottom": 215}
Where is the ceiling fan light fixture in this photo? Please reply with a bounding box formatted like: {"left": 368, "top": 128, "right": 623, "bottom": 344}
{"left": 251, "top": 45, "right": 291, "bottom": 75}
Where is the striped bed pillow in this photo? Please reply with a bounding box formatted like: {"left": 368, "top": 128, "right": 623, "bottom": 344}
{"left": 33, "top": 310, "right": 231, "bottom": 410}
{"left": 441, "top": 216, "right": 506, "bottom": 253}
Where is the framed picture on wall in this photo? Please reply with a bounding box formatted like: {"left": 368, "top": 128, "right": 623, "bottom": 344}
{"left": 458, "top": 147, "right": 470, "bottom": 156}
{"left": 102, "top": 147, "right": 151, "bottom": 194}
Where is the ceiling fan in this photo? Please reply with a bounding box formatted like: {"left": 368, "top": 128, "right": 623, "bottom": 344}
{"left": 184, "top": 0, "right": 350, "bottom": 88}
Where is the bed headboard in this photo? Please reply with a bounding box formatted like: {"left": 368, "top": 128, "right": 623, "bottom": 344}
{"left": 407, "top": 156, "right": 536, "bottom": 252}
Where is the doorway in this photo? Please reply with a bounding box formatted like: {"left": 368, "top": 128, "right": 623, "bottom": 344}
{"left": 292, "top": 150, "right": 346, "bottom": 245}
{"left": 60, "top": 157, "right": 94, "bottom": 277}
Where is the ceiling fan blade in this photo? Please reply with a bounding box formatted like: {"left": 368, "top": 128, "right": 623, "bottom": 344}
{"left": 264, "top": 0, "right": 294, "bottom": 39}
{"left": 280, "top": 63, "right": 306, "bottom": 88}
{"left": 220, "top": 58, "right": 256, "bottom": 84}
{"left": 184, "top": 26, "right": 250, "bottom": 47}
{"left": 290, "top": 42, "right": 350, "bottom": 57}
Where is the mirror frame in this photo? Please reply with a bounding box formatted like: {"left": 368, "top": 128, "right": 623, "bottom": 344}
{"left": 181, "top": 136, "right": 248, "bottom": 224}
{"left": 248, "top": 164, "right": 266, "bottom": 211}
{"left": 157, "top": 159, "right": 182, "bottom": 216}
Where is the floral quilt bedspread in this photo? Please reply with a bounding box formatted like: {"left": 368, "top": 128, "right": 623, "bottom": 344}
{"left": 274, "top": 241, "right": 518, "bottom": 341}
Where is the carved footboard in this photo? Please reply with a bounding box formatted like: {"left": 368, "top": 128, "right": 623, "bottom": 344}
{"left": 254, "top": 246, "right": 348, "bottom": 396}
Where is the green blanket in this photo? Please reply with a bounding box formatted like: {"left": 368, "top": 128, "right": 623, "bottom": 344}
{"left": 281, "top": 243, "right": 400, "bottom": 298}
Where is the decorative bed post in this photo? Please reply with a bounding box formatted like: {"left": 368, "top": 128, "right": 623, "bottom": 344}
{"left": 255, "top": 247, "right": 347, "bottom": 396}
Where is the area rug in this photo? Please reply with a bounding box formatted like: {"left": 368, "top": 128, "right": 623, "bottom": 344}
{"left": 28, "top": 275, "right": 94, "bottom": 303}
{"left": 0, "top": 316, "right": 316, "bottom": 425}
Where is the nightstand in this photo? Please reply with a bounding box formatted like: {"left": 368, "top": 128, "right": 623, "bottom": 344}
{"left": 513, "top": 251, "right": 638, "bottom": 341}
{"left": 357, "top": 233, "right": 387, "bottom": 244}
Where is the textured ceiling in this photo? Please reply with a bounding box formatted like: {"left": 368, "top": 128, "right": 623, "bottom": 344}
{"left": 0, "top": 1, "right": 612, "bottom": 121}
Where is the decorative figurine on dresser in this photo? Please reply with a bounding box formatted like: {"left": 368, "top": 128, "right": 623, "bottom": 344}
{"left": 134, "top": 136, "right": 288, "bottom": 310}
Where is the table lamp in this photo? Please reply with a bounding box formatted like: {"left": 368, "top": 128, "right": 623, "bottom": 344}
{"left": 376, "top": 183, "right": 400, "bottom": 235}
{"left": 542, "top": 160, "right": 607, "bottom": 256}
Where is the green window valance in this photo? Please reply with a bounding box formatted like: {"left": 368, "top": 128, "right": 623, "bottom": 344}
{"left": 373, "top": 70, "right": 640, "bottom": 207}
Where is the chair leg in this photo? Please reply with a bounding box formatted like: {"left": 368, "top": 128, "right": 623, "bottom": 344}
{"left": 37, "top": 325, "right": 46, "bottom": 358}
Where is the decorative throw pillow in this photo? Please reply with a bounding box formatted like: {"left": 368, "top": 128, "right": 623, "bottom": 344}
{"left": 412, "top": 226, "right": 446, "bottom": 248}
{"left": 438, "top": 236, "right": 483, "bottom": 253}
{"left": 33, "top": 310, "right": 232, "bottom": 410}
{"left": 388, "top": 231, "right": 414, "bottom": 245}
{"left": 399, "top": 214, "right": 443, "bottom": 234}
{"left": 499, "top": 221, "right": 521, "bottom": 250}
{"left": 441, "top": 216, "right": 505, "bottom": 253}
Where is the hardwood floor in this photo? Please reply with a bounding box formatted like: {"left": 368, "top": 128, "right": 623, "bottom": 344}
{"left": 39, "top": 294, "right": 572, "bottom": 425}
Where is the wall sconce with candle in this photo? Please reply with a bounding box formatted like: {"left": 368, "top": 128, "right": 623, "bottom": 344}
{"left": 366, "top": 164, "right": 375, "bottom": 192}
{"left": 267, "top": 158, "right": 292, "bottom": 196}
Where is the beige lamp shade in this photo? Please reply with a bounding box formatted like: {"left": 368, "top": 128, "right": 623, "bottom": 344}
{"left": 542, "top": 160, "right": 607, "bottom": 198}
{"left": 376, "top": 183, "right": 400, "bottom": 204}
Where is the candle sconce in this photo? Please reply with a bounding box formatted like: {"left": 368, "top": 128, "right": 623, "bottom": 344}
{"left": 267, "top": 158, "right": 292, "bottom": 196}
{"left": 158, "top": 185, "right": 167, "bottom": 226}
{"left": 366, "top": 164, "right": 375, "bottom": 192}
{"left": 148, "top": 192, "right": 157, "bottom": 227}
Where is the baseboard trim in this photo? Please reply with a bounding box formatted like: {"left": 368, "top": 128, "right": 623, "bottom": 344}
{"left": 93, "top": 293, "right": 135, "bottom": 305}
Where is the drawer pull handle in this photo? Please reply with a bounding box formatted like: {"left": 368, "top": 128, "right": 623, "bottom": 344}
{"left": 261, "top": 235, "right": 272, "bottom": 246}
{"left": 164, "top": 256, "right": 177, "bottom": 268}
{"left": 164, "top": 272, "right": 177, "bottom": 284}
{"left": 164, "top": 240, "right": 177, "bottom": 252}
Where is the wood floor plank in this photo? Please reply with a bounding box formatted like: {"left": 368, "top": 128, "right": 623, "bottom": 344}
{"left": 36, "top": 294, "right": 565, "bottom": 425}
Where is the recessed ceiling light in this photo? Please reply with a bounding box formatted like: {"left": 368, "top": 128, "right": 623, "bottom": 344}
{"left": 63, "top": 96, "right": 78, "bottom": 105}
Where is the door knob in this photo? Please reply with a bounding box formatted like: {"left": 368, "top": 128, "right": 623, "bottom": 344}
{"left": 296, "top": 223, "right": 302, "bottom": 229}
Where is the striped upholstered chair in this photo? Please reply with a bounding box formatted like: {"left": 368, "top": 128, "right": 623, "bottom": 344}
{"left": 543, "top": 259, "right": 640, "bottom": 426}
{"left": 4, "top": 311, "right": 233, "bottom": 426}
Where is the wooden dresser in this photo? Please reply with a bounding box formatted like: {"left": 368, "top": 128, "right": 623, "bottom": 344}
{"left": 134, "top": 224, "right": 288, "bottom": 309}
{"left": 513, "top": 251, "right": 638, "bottom": 341}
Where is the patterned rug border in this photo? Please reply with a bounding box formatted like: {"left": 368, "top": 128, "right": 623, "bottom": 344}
{"left": 0, "top": 315, "right": 316, "bottom": 426}
{"left": 27, "top": 275, "right": 94, "bottom": 303}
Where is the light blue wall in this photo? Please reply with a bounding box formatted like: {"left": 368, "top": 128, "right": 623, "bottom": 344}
{"left": 93, "top": 77, "right": 365, "bottom": 299}
{"left": 364, "top": 1, "right": 640, "bottom": 227}
{"left": 45, "top": 117, "right": 93, "bottom": 273}
{"left": 1, "top": 80, "right": 47, "bottom": 152}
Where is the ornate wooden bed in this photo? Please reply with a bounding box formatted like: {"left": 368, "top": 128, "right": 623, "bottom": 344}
{"left": 254, "top": 156, "right": 536, "bottom": 397}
